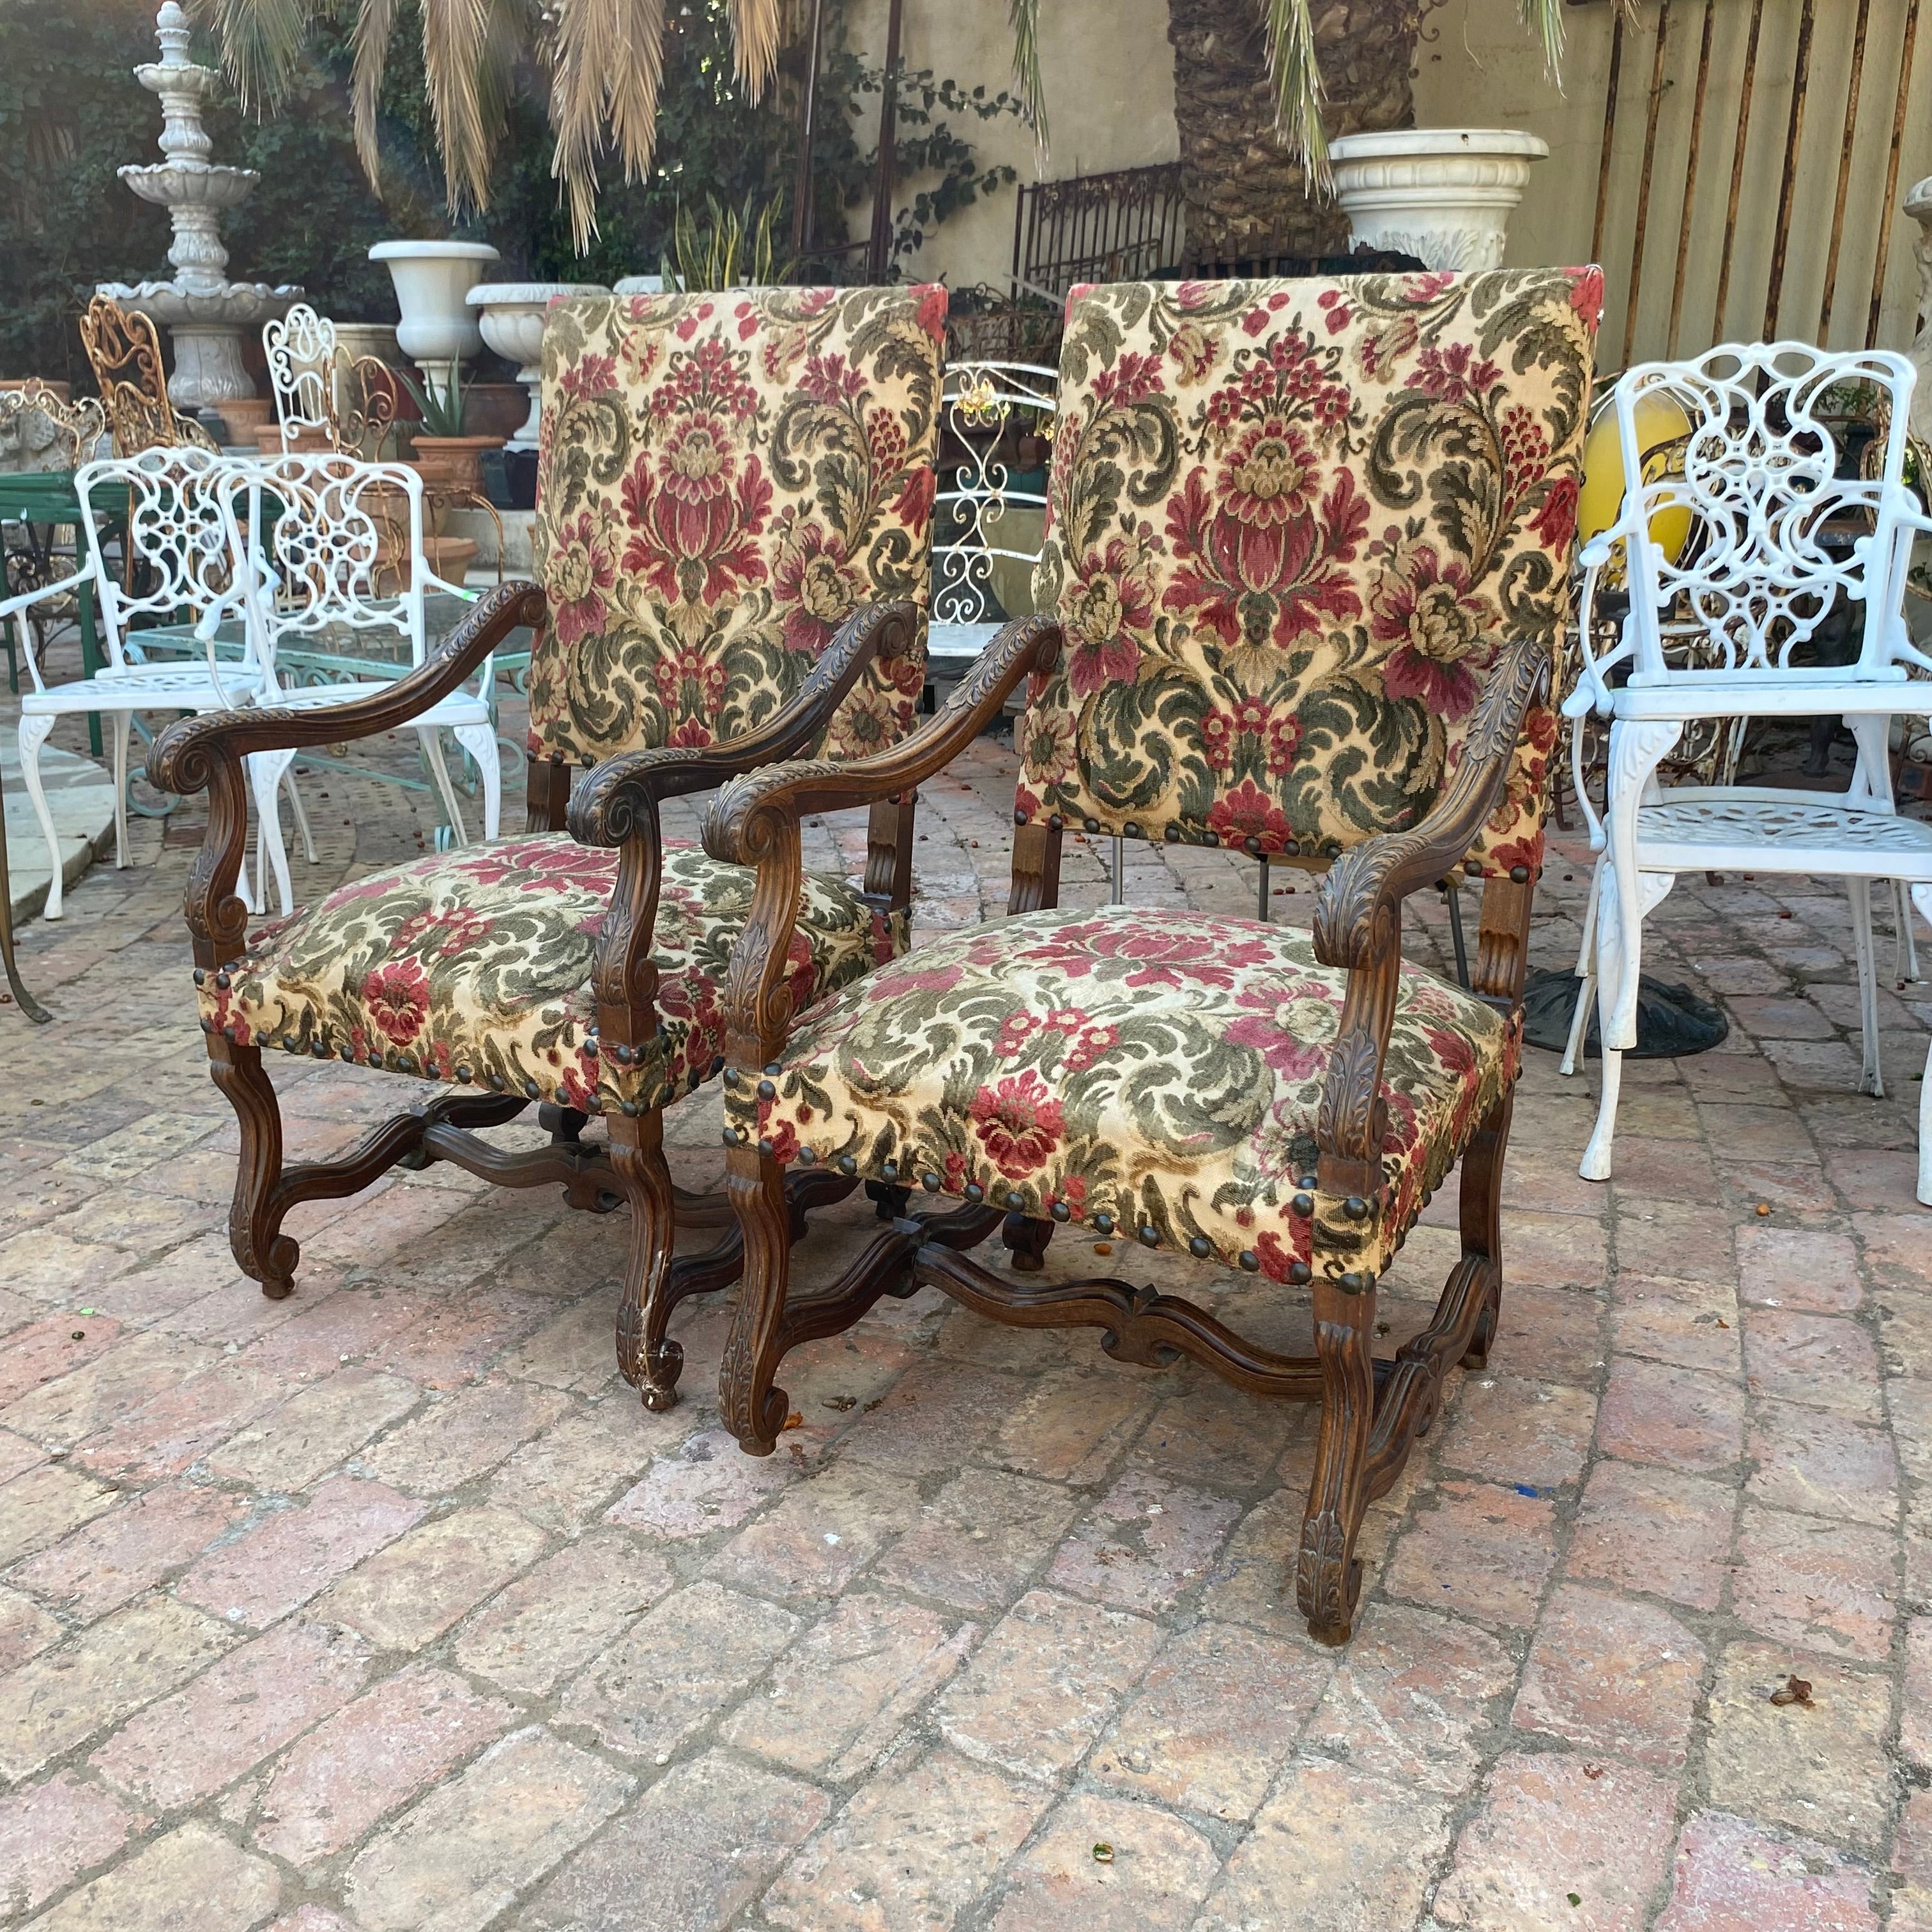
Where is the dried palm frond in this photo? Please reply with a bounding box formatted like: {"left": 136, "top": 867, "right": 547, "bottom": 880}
{"left": 726, "top": 0, "right": 782, "bottom": 103}
{"left": 199, "top": 0, "right": 781, "bottom": 254}
{"left": 1008, "top": 0, "right": 1048, "bottom": 155}
{"left": 1262, "top": 0, "right": 1327, "bottom": 192}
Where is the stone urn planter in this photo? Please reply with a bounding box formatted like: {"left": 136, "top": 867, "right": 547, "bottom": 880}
{"left": 369, "top": 240, "right": 500, "bottom": 394}
{"left": 1326, "top": 129, "right": 1549, "bottom": 272}
{"left": 467, "top": 283, "right": 610, "bottom": 450}
{"left": 1905, "top": 175, "right": 1932, "bottom": 442}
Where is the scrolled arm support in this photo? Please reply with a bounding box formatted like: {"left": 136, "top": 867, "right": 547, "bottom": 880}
{"left": 150, "top": 579, "right": 546, "bottom": 971}
{"left": 565, "top": 598, "right": 921, "bottom": 1049}
{"left": 705, "top": 613, "right": 1062, "bottom": 1073}
{"left": 1310, "top": 636, "right": 1552, "bottom": 1183}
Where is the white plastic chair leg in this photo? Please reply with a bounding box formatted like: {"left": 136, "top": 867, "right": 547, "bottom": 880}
{"left": 418, "top": 727, "right": 468, "bottom": 847}
{"left": 17, "top": 712, "right": 65, "bottom": 919}
{"left": 452, "top": 721, "right": 501, "bottom": 841}
{"left": 109, "top": 709, "right": 132, "bottom": 869}
{"left": 1560, "top": 859, "right": 1602, "bottom": 1077}
{"left": 1848, "top": 876, "right": 1885, "bottom": 1098}
{"left": 247, "top": 750, "right": 296, "bottom": 918}
{"left": 283, "top": 768, "right": 318, "bottom": 864}
{"left": 1581, "top": 1044, "right": 1623, "bottom": 1184}
{"left": 1896, "top": 880, "right": 1922, "bottom": 985}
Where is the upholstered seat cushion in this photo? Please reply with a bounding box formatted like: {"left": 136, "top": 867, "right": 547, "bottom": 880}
{"left": 199, "top": 836, "right": 906, "bottom": 1114}
{"left": 724, "top": 906, "right": 1517, "bottom": 1283}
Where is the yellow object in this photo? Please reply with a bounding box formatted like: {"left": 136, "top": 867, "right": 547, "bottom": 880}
{"left": 1578, "top": 390, "right": 1694, "bottom": 574}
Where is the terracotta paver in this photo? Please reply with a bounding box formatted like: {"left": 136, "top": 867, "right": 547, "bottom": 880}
{"left": 1, "top": 656, "right": 1927, "bottom": 1928}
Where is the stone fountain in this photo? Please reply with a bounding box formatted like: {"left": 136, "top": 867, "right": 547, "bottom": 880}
{"left": 96, "top": 2, "right": 299, "bottom": 436}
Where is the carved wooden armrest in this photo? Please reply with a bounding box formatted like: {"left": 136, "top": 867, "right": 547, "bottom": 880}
{"left": 563, "top": 600, "right": 922, "bottom": 1061}
{"left": 1310, "top": 636, "right": 1552, "bottom": 1197}
{"left": 702, "top": 613, "right": 1062, "bottom": 1070}
{"left": 149, "top": 580, "right": 544, "bottom": 970}
{"left": 566, "top": 601, "right": 922, "bottom": 841}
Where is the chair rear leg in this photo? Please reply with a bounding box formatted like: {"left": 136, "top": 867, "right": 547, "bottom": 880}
{"left": 607, "top": 1107, "right": 681, "bottom": 1411}
{"left": 420, "top": 728, "right": 469, "bottom": 847}
{"left": 109, "top": 709, "right": 132, "bottom": 869}
{"left": 284, "top": 766, "right": 318, "bottom": 864}
{"left": 1849, "top": 877, "right": 1885, "bottom": 1097}
{"left": 19, "top": 713, "right": 65, "bottom": 919}
{"left": 1296, "top": 1275, "right": 1376, "bottom": 1646}
{"left": 452, "top": 722, "right": 502, "bottom": 841}
{"left": 1560, "top": 859, "right": 1600, "bottom": 1077}
{"left": 205, "top": 1034, "right": 300, "bottom": 1298}
{"left": 248, "top": 751, "right": 296, "bottom": 919}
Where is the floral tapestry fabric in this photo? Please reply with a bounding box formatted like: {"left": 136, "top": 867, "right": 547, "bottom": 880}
{"left": 528, "top": 284, "right": 946, "bottom": 767}
{"left": 724, "top": 906, "right": 1516, "bottom": 1282}
{"left": 1018, "top": 268, "right": 1599, "bottom": 878}
{"left": 200, "top": 837, "right": 907, "bottom": 1116}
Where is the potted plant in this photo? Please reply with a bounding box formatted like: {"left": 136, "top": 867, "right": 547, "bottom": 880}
{"left": 396, "top": 361, "right": 499, "bottom": 499}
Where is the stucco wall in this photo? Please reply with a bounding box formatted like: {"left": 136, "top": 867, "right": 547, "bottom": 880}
{"left": 837, "top": 0, "right": 1177, "bottom": 289}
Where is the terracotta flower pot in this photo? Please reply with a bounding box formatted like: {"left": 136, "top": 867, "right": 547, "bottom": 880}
{"left": 255, "top": 422, "right": 335, "bottom": 455}
{"left": 407, "top": 433, "right": 500, "bottom": 499}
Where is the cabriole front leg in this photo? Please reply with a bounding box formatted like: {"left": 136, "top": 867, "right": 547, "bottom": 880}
{"left": 1295, "top": 1273, "right": 1377, "bottom": 1644}
{"left": 607, "top": 1107, "right": 681, "bottom": 1410}
{"left": 205, "top": 1032, "right": 300, "bottom": 1299}
{"left": 718, "top": 1140, "right": 795, "bottom": 1455}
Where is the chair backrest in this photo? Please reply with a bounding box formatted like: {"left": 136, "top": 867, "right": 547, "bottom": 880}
{"left": 527, "top": 283, "right": 945, "bottom": 766}
{"left": 263, "top": 305, "right": 341, "bottom": 450}
{"left": 1603, "top": 341, "right": 1926, "bottom": 685}
{"left": 214, "top": 452, "right": 445, "bottom": 687}
{"left": 1018, "top": 268, "right": 1599, "bottom": 878}
{"left": 935, "top": 360, "right": 1056, "bottom": 631}
{"left": 74, "top": 445, "right": 252, "bottom": 672}
{"left": 78, "top": 296, "right": 208, "bottom": 456}
{"left": 0, "top": 382, "right": 106, "bottom": 473}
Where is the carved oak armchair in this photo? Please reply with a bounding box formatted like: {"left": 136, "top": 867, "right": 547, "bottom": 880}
{"left": 149, "top": 284, "right": 944, "bottom": 1406}
{"left": 704, "top": 269, "right": 1600, "bottom": 1644}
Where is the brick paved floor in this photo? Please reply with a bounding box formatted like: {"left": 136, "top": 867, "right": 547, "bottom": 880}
{"left": 2, "top": 655, "right": 1931, "bottom": 1930}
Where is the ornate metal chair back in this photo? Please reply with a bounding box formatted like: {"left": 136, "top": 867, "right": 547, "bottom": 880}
{"left": 526, "top": 283, "right": 946, "bottom": 769}
{"left": 78, "top": 296, "right": 215, "bottom": 457}
{"left": 1018, "top": 270, "right": 1600, "bottom": 882}
{"left": 213, "top": 453, "right": 448, "bottom": 691}
{"left": 1595, "top": 341, "right": 1927, "bottom": 687}
{"left": 933, "top": 360, "right": 1056, "bottom": 637}
{"left": 0, "top": 382, "right": 107, "bottom": 473}
{"left": 263, "top": 305, "right": 341, "bottom": 450}
{"left": 72, "top": 445, "right": 253, "bottom": 685}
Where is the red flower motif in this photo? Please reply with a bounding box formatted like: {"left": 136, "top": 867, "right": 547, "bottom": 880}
{"left": 914, "top": 282, "right": 949, "bottom": 342}
{"left": 558, "top": 353, "right": 616, "bottom": 399}
{"left": 546, "top": 509, "right": 615, "bottom": 647}
{"left": 1249, "top": 1227, "right": 1310, "bottom": 1284}
{"left": 1059, "top": 1023, "right": 1117, "bottom": 1075}
{"left": 764, "top": 1121, "right": 801, "bottom": 1164}
{"left": 772, "top": 520, "right": 862, "bottom": 658}
{"left": 1568, "top": 266, "right": 1606, "bottom": 332}
{"left": 1482, "top": 832, "right": 1544, "bottom": 879}
{"left": 1056, "top": 1175, "right": 1089, "bottom": 1219}
{"left": 1370, "top": 546, "right": 1492, "bottom": 721}
{"left": 1063, "top": 531, "right": 1156, "bottom": 698}
{"left": 1265, "top": 713, "right": 1302, "bottom": 776}
{"left": 799, "top": 352, "right": 869, "bottom": 406}
{"left": 968, "top": 1071, "right": 1065, "bottom": 1178}
{"left": 1529, "top": 475, "right": 1579, "bottom": 553}
{"left": 1206, "top": 779, "right": 1295, "bottom": 854}
{"left": 1094, "top": 351, "right": 1163, "bottom": 406}
{"left": 995, "top": 1011, "right": 1043, "bottom": 1059}
{"left": 893, "top": 464, "right": 936, "bottom": 535}
{"left": 362, "top": 958, "right": 430, "bottom": 1045}
{"left": 1163, "top": 461, "right": 1368, "bottom": 649}
{"left": 1413, "top": 342, "right": 1499, "bottom": 408}
{"left": 667, "top": 716, "right": 714, "bottom": 748}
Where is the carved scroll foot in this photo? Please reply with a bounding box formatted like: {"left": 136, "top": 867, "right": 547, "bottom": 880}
{"left": 207, "top": 1035, "right": 300, "bottom": 1300}
{"left": 608, "top": 1109, "right": 681, "bottom": 1410}
{"left": 1295, "top": 1286, "right": 1377, "bottom": 1644}
{"left": 1002, "top": 1211, "right": 1054, "bottom": 1273}
{"left": 719, "top": 1142, "right": 797, "bottom": 1455}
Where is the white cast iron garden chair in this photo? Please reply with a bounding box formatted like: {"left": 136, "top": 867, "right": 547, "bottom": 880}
{"left": 216, "top": 452, "right": 502, "bottom": 913}
{"left": 1561, "top": 341, "right": 1932, "bottom": 1204}
{"left": 0, "top": 445, "right": 284, "bottom": 919}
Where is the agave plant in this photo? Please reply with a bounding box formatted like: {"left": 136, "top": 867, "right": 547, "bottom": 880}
{"left": 394, "top": 358, "right": 468, "bottom": 438}
{"left": 198, "top": 0, "right": 1585, "bottom": 249}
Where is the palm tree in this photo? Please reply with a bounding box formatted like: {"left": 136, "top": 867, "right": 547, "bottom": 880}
{"left": 199, "top": 0, "right": 1575, "bottom": 253}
